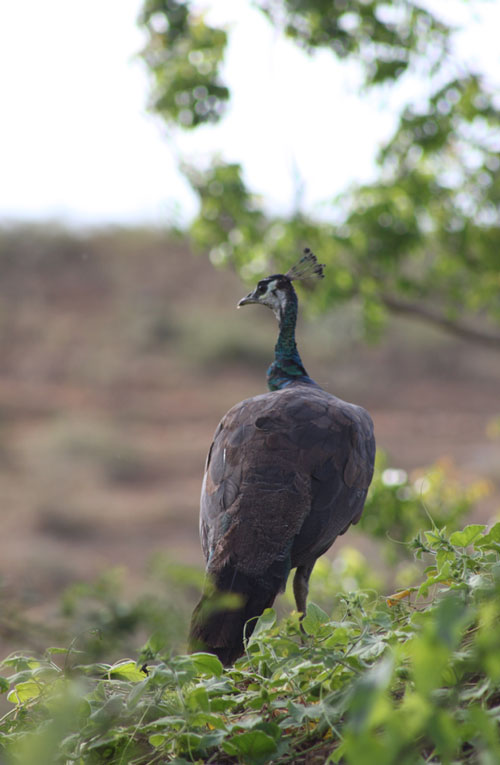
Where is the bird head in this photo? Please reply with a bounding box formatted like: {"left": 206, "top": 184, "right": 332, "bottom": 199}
{"left": 237, "top": 248, "right": 325, "bottom": 321}
{"left": 238, "top": 274, "right": 292, "bottom": 319}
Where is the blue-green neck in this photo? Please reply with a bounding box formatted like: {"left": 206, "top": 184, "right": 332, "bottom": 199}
{"left": 266, "top": 290, "right": 316, "bottom": 391}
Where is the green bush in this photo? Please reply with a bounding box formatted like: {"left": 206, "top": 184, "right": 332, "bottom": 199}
{"left": 59, "top": 561, "right": 202, "bottom": 662}
{"left": 2, "top": 522, "right": 500, "bottom": 764}
{"left": 360, "top": 452, "right": 491, "bottom": 562}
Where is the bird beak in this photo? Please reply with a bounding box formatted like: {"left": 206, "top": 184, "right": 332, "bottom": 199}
{"left": 237, "top": 291, "right": 259, "bottom": 308}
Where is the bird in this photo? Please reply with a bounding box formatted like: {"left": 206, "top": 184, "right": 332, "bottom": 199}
{"left": 188, "top": 248, "right": 375, "bottom": 665}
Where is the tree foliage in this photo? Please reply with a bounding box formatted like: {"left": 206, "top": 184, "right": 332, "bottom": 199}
{"left": 139, "top": 0, "right": 500, "bottom": 346}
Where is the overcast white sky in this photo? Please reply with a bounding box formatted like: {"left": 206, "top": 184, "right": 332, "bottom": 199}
{"left": 0, "top": 0, "right": 499, "bottom": 227}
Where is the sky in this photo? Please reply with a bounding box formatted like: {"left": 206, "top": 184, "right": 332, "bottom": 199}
{"left": 0, "top": 0, "right": 499, "bottom": 228}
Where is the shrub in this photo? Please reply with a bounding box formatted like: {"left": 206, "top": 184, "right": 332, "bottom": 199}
{"left": 2, "top": 522, "right": 500, "bottom": 763}
{"left": 360, "top": 452, "right": 491, "bottom": 562}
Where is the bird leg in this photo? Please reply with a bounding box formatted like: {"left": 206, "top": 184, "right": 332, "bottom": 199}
{"left": 293, "top": 564, "right": 313, "bottom": 617}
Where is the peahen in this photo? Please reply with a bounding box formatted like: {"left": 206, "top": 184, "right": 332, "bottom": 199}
{"left": 189, "top": 249, "right": 375, "bottom": 665}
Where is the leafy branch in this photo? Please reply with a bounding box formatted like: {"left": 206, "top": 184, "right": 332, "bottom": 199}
{"left": 138, "top": 1, "right": 500, "bottom": 347}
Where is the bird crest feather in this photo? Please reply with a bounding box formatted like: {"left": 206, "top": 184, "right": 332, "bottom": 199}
{"left": 285, "top": 248, "right": 325, "bottom": 281}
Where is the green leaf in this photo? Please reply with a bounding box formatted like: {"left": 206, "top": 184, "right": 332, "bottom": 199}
{"left": 466, "top": 705, "right": 500, "bottom": 759}
{"left": 418, "top": 561, "right": 452, "bottom": 598}
{"left": 176, "top": 732, "right": 204, "bottom": 753}
{"left": 149, "top": 733, "right": 166, "bottom": 747}
{"left": 434, "top": 592, "right": 468, "bottom": 648}
{"left": 191, "top": 711, "right": 227, "bottom": 730}
{"left": 424, "top": 530, "right": 442, "bottom": 548}
{"left": 324, "top": 626, "right": 351, "bottom": 648}
{"left": 86, "top": 731, "right": 128, "bottom": 751}
{"left": 223, "top": 730, "right": 278, "bottom": 763}
{"left": 251, "top": 608, "right": 276, "bottom": 637}
{"left": 355, "top": 637, "right": 387, "bottom": 661}
{"left": 190, "top": 652, "right": 223, "bottom": 677}
{"left": 476, "top": 522, "right": 500, "bottom": 549}
{"left": 127, "top": 677, "right": 150, "bottom": 709}
{"left": 436, "top": 549, "right": 455, "bottom": 571}
{"left": 145, "top": 715, "right": 186, "bottom": 731}
{"left": 0, "top": 655, "right": 33, "bottom": 669}
{"left": 348, "top": 657, "right": 394, "bottom": 733}
{"left": 287, "top": 700, "right": 323, "bottom": 723}
{"left": 89, "top": 694, "right": 124, "bottom": 725}
{"left": 186, "top": 685, "right": 210, "bottom": 712}
{"left": 7, "top": 680, "right": 42, "bottom": 704}
{"left": 450, "top": 525, "right": 486, "bottom": 547}
{"left": 144, "top": 631, "right": 167, "bottom": 655}
{"left": 0, "top": 676, "right": 9, "bottom": 693}
{"left": 302, "top": 602, "right": 329, "bottom": 636}
{"left": 109, "top": 660, "right": 145, "bottom": 682}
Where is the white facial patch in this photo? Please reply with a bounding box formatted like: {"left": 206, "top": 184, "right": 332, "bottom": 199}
{"left": 260, "top": 279, "right": 284, "bottom": 319}
{"left": 263, "top": 278, "right": 278, "bottom": 295}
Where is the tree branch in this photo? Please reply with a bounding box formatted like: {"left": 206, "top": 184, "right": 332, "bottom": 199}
{"left": 381, "top": 294, "right": 500, "bottom": 350}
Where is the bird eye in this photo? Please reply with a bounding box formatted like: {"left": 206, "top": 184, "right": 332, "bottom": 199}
{"left": 257, "top": 283, "right": 266, "bottom": 295}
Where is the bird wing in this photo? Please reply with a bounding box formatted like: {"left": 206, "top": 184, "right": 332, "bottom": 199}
{"left": 200, "top": 383, "right": 375, "bottom": 580}
{"left": 289, "top": 389, "right": 375, "bottom": 565}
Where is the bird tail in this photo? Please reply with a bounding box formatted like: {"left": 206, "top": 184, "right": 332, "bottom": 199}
{"left": 188, "top": 566, "right": 279, "bottom": 666}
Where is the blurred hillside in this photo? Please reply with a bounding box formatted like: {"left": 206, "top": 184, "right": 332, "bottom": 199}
{"left": 0, "top": 224, "right": 499, "bottom": 653}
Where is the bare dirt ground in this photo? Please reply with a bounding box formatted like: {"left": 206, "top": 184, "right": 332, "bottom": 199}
{"left": 1, "top": 226, "right": 499, "bottom": 656}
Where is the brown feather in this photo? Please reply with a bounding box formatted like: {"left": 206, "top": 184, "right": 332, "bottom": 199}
{"left": 190, "top": 381, "right": 375, "bottom": 665}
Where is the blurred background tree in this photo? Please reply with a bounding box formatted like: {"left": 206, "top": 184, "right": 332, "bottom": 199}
{"left": 139, "top": 0, "right": 500, "bottom": 345}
